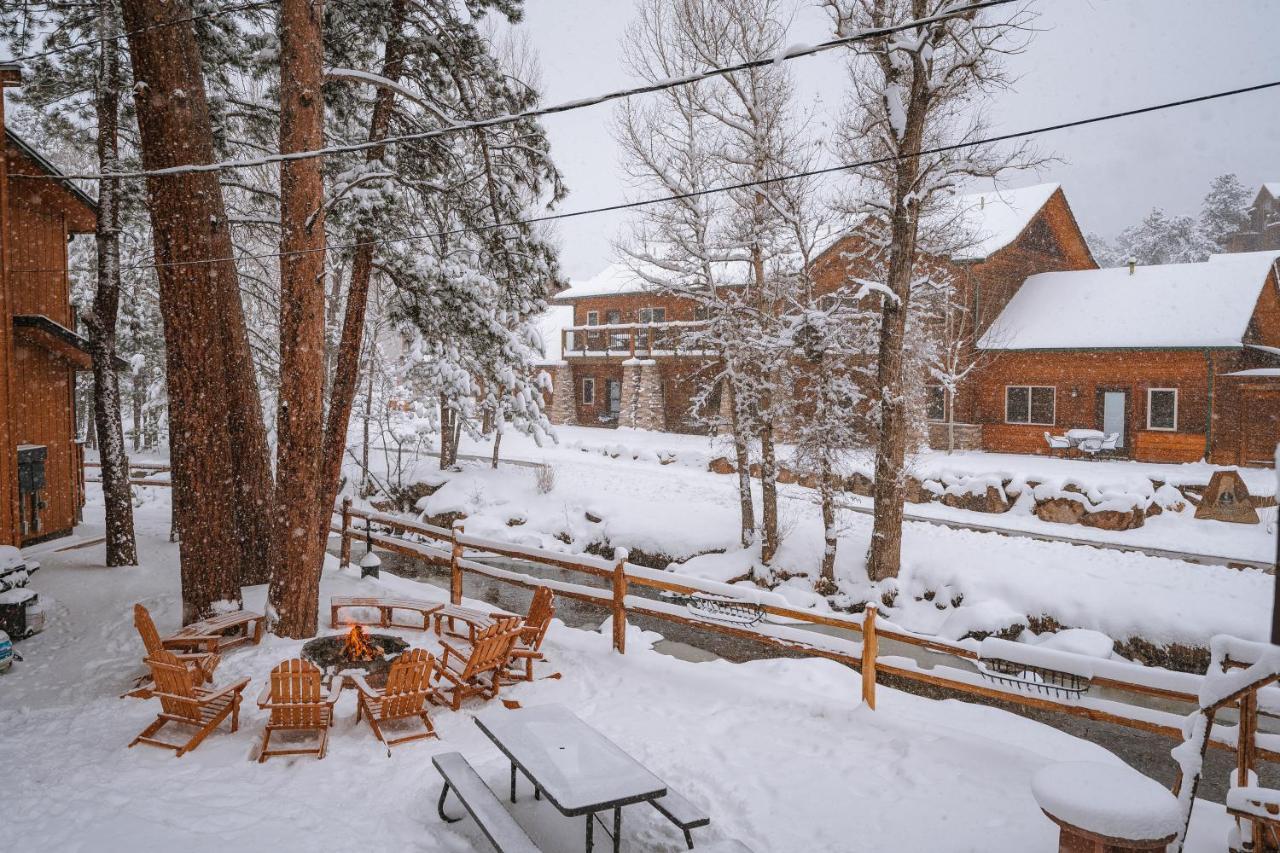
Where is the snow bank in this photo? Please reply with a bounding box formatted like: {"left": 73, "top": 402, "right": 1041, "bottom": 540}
{"left": 1031, "top": 761, "right": 1181, "bottom": 841}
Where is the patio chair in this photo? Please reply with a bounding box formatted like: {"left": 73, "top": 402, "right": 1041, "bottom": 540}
{"left": 352, "top": 648, "right": 439, "bottom": 753}
{"left": 1043, "top": 432, "right": 1071, "bottom": 451}
{"left": 1100, "top": 433, "right": 1120, "bottom": 451}
{"left": 1077, "top": 437, "right": 1104, "bottom": 455}
{"left": 434, "top": 618, "right": 523, "bottom": 710}
{"left": 503, "top": 586, "right": 555, "bottom": 682}
{"left": 128, "top": 650, "right": 249, "bottom": 757}
{"left": 256, "top": 658, "right": 341, "bottom": 762}
{"left": 131, "top": 603, "right": 220, "bottom": 691}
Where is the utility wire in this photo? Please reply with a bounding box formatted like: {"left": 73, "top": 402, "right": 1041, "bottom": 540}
{"left": 24, "top": 77, "right": 1280, "bottom": 277}
{"left": 16, "top": 0, "right": 1018, "bottom": 182}
{"left": 5, "top": 0, "right": 280, "bottom": 64}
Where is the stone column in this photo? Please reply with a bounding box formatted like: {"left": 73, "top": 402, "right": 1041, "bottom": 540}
{"left": 620, "top": 359, "right": 665, "bottom": 431}
{"left": 547, "top": 362, "right": 577, "bottom": 425}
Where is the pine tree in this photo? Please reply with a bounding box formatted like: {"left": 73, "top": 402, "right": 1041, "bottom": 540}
{"left": 1200, "top": 173, "right": 1252, "bottom": 252}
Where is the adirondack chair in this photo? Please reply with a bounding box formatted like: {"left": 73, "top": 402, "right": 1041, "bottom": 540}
{"left": 129, "top": 650, "right": 250, "bottom": 757}
{"left": 352, "top": 648, "right": 439, "bottom": 753}
{"left": 257, "top": 658, "right": 341, "bottom": 762}
{"left": 435, "top": 618, "right": 523, "bottom": 710}
{"left": 497, "top": 587, "right": 555, "bottom": 682}
{"left": 131, "top": 603, "right": 219, "bottom": 691}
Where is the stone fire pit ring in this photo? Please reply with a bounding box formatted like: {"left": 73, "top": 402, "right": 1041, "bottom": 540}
{"left": 301, "top": 631, "right": 410, "bottom": 684}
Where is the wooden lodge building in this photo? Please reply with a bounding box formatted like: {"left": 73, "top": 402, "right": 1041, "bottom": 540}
{"left": 0, "top": 65, "right": 100, "bottom": 545}
{"left": 542, "top": 181, "right": 1280, "bottom": 466}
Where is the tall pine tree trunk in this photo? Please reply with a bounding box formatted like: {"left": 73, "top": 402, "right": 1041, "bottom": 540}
{"left": 316, "top": 0, "right": 409, "bottom": 534}
{"left": 121, "top": 0, "right": 271, "bottom": 621}
{"left": 268, "top": 0, "right": 328, "bottom": 639}
{"left": 87, "top": 0, "right": 137, "bottom": 567}
{"left": 131, "top": 370, "right": 144, "bottom": 451}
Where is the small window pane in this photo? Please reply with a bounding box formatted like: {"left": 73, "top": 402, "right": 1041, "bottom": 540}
{"left": 926, "top": 386, "right": 946, "bottom": 421}
{"left": 606, "top": 311, "right": 621, "bottom": 324}
{"left": 582, "top": 378, "right": 594, "bottom": 405}
{"left": 586, "top": 312, "right": 599, "bottom": 326}
{"left": 1030, "top": 387, "right": 1055, "bottom": 425}
{"left": 650, "top": 308, "right": 665, "bottom": 322}
{"left": 1006, "top": 387, "right": 1029, "bottom": 423}
{"left": 1149, "top": 390, "right": 1176, "bottom": 430}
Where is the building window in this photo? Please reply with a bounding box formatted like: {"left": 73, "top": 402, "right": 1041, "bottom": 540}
{"left": 638, "top": 307, "right": 666, "bottom": 324}
{"left": 605, "top": 310, "right": 621, "bottom": 325}
{"left": 585, "top": 311, "right": 599, "bottom": 326}
{"left": 926, "top": 385, "right": 946, "bottom": 421}
{"left": 693, "top": 306, "right": 709, "bottom": 321}
{"left": 581, "top": 377, "right": 595, "bottom": 405}
{"left": 1147, "top": 388, "right": 1178, "bottom": 431}
{"left": 1005, "top": 385, "right": 1055, "bottom": 425}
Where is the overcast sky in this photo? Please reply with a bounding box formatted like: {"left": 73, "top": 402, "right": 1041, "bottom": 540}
{"left": 504, "top": 0, "right": 1279, "bottom": 282}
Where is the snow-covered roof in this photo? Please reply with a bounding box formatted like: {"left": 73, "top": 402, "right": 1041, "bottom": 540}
{"left": 979, "top": 250, "right": 1280, "bottom": 351}
{"left": 1263, "top": 182, "right": 1280, "bottom": 199}
{"left": 1223, "top": 368, "right": 1280, "bottom": 378}
{"left": 554, "top": 260, "right": 752, "bottom": 301}
{"left": 953, "top": 182, "right": 1061, "bottom": 261}
{"left": 529, "top": 305, "right": 574, "bottom": 364}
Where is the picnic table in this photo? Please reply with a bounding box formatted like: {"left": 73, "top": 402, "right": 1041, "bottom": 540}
{"left": 474, "top": 704, "right": 667, "bottom": 853}
{"left": 161, "top": 609, "right": 265, "bottom": 653}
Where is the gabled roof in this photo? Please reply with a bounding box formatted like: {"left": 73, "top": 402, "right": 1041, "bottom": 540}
{"left": 5, "top": 128, "right": 99, "bottom": 214}
{"left": 1263, "top": 183, "right": 1280, "bottom": 199}
{"left": 978, "top": 251, "right": 1280, "bottom": 351}
{"left": 554, "top": 260, "right": 752, "bottom": 301}
{"left": 952, "top": 182, "right": 1061, "bottom": 262}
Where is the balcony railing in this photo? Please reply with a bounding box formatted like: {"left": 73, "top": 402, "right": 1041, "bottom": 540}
{"left": 561, "top": 321, "right": 714, "bottom": 359}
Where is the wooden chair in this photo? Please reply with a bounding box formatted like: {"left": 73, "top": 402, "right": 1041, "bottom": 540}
{"left": 131, "top": 604, "right": 219, "bottom": 691}
{"left": 352, "top": 648, "right": 439, "bottom": 754}
{"left": 435, "top": 618, "right": 523, "bottom": 710}
{"left": 257, "top": 658, "right": 341, "bottom": 762}
{"left": 505, "top": 587, "right": 555, "bottom": 682}
{"left": 129, "top": 650, "right": 250, "bottom": 757}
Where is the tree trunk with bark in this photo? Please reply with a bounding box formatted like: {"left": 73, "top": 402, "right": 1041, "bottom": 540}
{"left": 819, "top": 456, "right": 837, "bottom": 584}
{"left": 758, "top": 420, "right": 779, "bottom": 564}
{"left": 121, "top": 0, "right": 272, "bottom": 621}
{"left": 267, "top": 0, "right": 328, "bottom": 639}
{"left": 865, "top": 77, "right": 928, "bottom": 583}
{"left": 87, "top": 0, "right": 137, "bottom": 567}
{"left": 728, "top": 377, "right": 755, "bottom": 548}
{"left": 131, "top": 370, "right": 144, "bottom": 451}
{"left": 316, "top": 0, "right": 409, "bottom": 533}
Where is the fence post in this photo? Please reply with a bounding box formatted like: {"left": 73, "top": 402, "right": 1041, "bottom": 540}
{"left": 450, "top": 524, "right": 465, "bottom": 605}
{"left": 340, "top": 496, "right": 352, "bottom": 568}
{"left": 862, "top": 603, "right": 878, "bottom": 710}
{"left": 612, "top": 548, "right": 628, "bottom": 654}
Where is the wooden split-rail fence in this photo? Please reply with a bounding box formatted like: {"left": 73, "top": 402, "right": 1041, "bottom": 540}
{"left": 335, "top": 498, "right": 1280, "bottom": 764}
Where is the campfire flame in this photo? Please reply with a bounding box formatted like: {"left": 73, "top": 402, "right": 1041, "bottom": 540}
{"left": 342, "top": 624, "right": 383, "bottom": 661}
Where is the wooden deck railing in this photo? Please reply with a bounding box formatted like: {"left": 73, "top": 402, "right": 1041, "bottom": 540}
{"left": 561, "top": 322, "right": 713, "bottom": 359}
{"left": 333, "top": 498, "right": 1280, "bottom": 763}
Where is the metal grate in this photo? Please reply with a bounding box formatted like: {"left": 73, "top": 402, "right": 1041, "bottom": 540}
{"left": 975, "top": 657, "right": 1090, "bottom": 699}
{"left": 668, "top": 592, "right": 766, "bottom": 626}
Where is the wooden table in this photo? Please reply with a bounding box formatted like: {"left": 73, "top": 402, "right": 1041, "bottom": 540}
{"left": 162, "top": 610, "right": 265, "bottom": 653}
{"left": 474, "top": 704, "right": 668, "bottom": 853}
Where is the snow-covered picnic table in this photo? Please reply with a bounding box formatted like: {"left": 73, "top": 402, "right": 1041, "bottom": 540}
{"left": 1064, "top": 429, "right": 1106, "bottom": 443}
{"left": 474, "top": 704, "right": 668, "bottom": 853}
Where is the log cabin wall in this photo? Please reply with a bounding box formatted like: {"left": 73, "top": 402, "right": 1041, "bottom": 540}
{"left": 4, "top": 133, "right": 97, "bottom": 544}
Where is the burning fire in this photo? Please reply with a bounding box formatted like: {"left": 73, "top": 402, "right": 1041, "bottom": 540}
{"left": 341, "top": 624, "right": 384, "bottom": 661}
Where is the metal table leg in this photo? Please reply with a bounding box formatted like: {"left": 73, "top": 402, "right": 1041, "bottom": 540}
{"left": 510, "top": 761, "right": 517, "bottom": 803}
{"left": 585, "top": 812, "right": 594, "bottom": 853}
{"left": 613, "top": 807, "right": 621, "bottom": 853}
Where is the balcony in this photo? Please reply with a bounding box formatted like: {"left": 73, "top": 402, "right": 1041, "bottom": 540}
{"left": 561, "top": 321, "right": 715, "bottom": 359}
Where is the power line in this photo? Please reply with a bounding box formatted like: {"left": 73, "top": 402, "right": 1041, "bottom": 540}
{"left": 26, "top": 77, "right": 1280, "bottom": 277}
{"left": 17, "top": 0, "right": 1018, "bottom": 182}
{"left": 6, "top": 0, "right": 280, "bottom": 65}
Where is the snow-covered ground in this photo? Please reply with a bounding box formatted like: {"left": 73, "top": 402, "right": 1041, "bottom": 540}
{"left": 365, "top": 426, "right": 1274, "bottom": 652}
{"left": 1, "top": 487, "right": 1236, "bottom": 852}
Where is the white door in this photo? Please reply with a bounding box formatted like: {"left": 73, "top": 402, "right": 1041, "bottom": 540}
{"left": 1102, "top": 391, "right": 1126, "bottom": 447}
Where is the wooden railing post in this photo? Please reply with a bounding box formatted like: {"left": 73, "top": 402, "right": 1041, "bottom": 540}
{"left": 450, "top": 524, "right": 465, "bottom": 605}
{"left": 612, "top": 548, "right": 628, "bottom": 654}
{"left": 339, "top": 496, "right": 353, "bottom": 568}
{"left": 862, "top": 604, "right": 878, "bottom": 710}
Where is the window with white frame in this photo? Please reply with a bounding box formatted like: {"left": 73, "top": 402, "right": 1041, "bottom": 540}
{"left": 638, "top": 307, "right": 666, "bottom": 323}
{"left": 1005, "top": 385, "right": 1055, "bottom": 425}
{"left": 581, "top": 377, "right": 595, "bottom": 405}
{"left": 1147, "top": 388, "right": 1178, "bottom": 430}
{"left": 585, "top": 311, "right": 599, "bottom": 326}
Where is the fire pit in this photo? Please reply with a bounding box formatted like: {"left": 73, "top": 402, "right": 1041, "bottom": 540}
{"left": 301, "top": 625, "right": 409, "bottom": 685}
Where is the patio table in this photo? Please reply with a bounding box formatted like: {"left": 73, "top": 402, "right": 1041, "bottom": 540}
{"left": 1064, "top": 428, "right": 1105, "bottom": 444}
{"left": 474, "top": 704, "right": 667, "bottom": 853}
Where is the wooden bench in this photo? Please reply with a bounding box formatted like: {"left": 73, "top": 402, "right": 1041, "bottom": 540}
{"left": 329, "top": 596, "right": 444, "bottom": 631}
{"left": 161, "top": 610, "right": 265, "bottom": 653}
{"left": 432, "top": 752, "right": 542, "bottom": 853}
{"left": 650, "top": 788, "right": 711, "bottom": 849}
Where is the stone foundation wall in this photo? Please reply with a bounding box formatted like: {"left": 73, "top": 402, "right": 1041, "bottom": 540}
{"left": 619, "top": 360, "right": 665, "bottom": 430}
{"left": 547, "top": 363, "right": 577, "bottom": 425}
